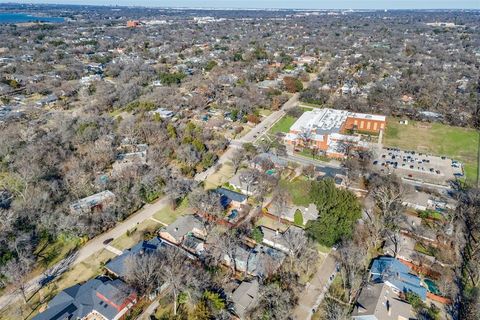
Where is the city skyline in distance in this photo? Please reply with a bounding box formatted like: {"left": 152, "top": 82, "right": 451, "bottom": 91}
{"left": 3, "top": 0, "right": 480, "bottom": 9}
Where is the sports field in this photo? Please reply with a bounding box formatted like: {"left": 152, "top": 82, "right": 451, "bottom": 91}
{"left": 384, "top": 118, "right": 479, "bottom": 184}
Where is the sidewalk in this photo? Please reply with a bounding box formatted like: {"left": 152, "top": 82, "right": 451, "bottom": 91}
{"left": 292, "top": 253, "right": 337, "bottom": 320}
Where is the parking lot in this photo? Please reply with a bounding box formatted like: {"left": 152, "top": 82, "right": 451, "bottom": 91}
{"left": 373, "top": 147, "right": 464, "bottom": 186}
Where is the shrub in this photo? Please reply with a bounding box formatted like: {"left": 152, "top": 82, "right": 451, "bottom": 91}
{"left": 294, "top": 209, "right": 304, "bottom": 226}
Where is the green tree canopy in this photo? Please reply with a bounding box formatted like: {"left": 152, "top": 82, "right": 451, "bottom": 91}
{"left": 306, "top": 179, "right": 361, "bottom": 247}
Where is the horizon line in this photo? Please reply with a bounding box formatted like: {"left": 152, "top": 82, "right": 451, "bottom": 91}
{"left": 0, "top": 2, "right": 479, "bottom": 11}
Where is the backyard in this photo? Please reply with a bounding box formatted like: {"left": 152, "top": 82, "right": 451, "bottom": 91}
{"left": 279, "top": 177, "right": 312, "bottom": 206}
{"left": 153, "top": 198, "right": 190, "bottom": 225}
{"left": 204, "top": 163, "right": 234, "bottom": 190}
{"left": 384, "top": 118, "right": 479, "bottom": 184}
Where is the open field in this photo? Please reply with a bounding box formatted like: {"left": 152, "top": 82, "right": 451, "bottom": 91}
{"left": 384, "top": 118, "right": 479, "bottom": 184}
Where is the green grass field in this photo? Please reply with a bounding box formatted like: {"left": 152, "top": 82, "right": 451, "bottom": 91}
{"left": 279, "top": 177, "right": 312, "bottom": 206}
{"left": 269, "top": 115, "right": 298, "bottom": 134}
{"left": 384, "top": 118, "right": 479, "bottom": 184}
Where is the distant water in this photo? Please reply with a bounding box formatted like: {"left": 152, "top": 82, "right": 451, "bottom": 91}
{"left": 0, "top": 13, "right": 64, "bottom": 24}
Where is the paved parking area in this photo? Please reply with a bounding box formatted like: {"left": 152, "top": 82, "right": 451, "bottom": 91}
{"left": 373, "top": 147, "right": 464, "bottom": 186}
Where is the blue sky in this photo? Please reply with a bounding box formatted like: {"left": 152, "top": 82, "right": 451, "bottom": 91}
{"left": 6, "top": 0, "right": 480, "bottom": 9}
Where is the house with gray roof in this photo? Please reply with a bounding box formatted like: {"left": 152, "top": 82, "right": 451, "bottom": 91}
{"left": 224, "top": 244, "right": 285, "bottom": 278}
{"left": 215, "top": 187, "right": 248, "bottom": 208}
{"left": 32, "top": 276, "right": 137, "bottom": 320}
{"left": 69, "top": 190, "right": 115, "bottom": 215}
{"left": 159, "top": 215, "right": 206, "bottom": 245}
{"left": 105, "top": 237, "right": 168, "bottom": 278}
{"left": 230, "top": 279, "right": 259, "bottom": 319}
{"left": 352, "top": 282, "right": 413, "bottom": 320}
{"left": 260, "top": 225, "right": 304, "bottom": 254}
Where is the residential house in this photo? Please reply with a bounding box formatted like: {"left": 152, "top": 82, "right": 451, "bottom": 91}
{"left": 149, "top": 108, "right": 175, "bottom": 119}
{"left": 159, "top": 215, "right": 206, "bottom": 245}
{"left": 370, "top": 256, "right": 427, "bottom": 300}
{"left": 383, "top": 233, "right": 435, "bottom": 266}
{"left": 70, "top": 190, "right": 115, "bottom": 215}
{"left": 352, "top": 282, "right": 413, "bottom": 320}
{"left": 105, "top": 237, "right": 168, "bottom": 278}
{"left": 32, "top": 276, "right": 137, "bottom": 320}
{"left": 252, "top": 153, "right": 288, "bottom": 170}
{"left": 267, "top": 203, "right": 318, "bottom": 224}
{"left": 260, "top": 225, "right": 304, "bottom": 254}
{"left": 224, "top": 245, "right": 285, "bottom": 278}
{"left": 228, "top": 171, "right": 258, "bottom": 196}
{"left": 215, "top": 187, "right": 248, "bottom": 209}
{"left": 112, "top": 149, "right": 147, "bottom": 173}
{"left": 230, "top": 280, "right": 259, "bottom": 319}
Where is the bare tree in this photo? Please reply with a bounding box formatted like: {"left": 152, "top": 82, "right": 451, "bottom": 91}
{"left": 250, "top": 282, "right": 295, "bottom": 320}
{"left": 164, "top": 177, "right": 194, "bottom": 209}
{"left": 335, "top": 240, "right": 367, "bottom": 304}
{"left": 271, "top": 185, "right": 291, "bottom": 222}
{"left": 159, "top": 246, "right": 204, "bottom": 316}
{"left": 231, "top": 149, "right": 246, "bottom": 175}
{"left": 368, "top": 174, "right": 408, "bottom": 230}
{"left": 321, "top": 297, "right": 350, "bottom": 320}
{"left": 124, "top": 251, "right": 164, "bottom": 295}
{"left": 239, "top": 169, "right": 260, "bottom": 196}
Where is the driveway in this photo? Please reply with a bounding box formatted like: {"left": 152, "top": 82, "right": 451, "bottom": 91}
{"left": 292, "top": 253, "right": 337, "bottom": 320}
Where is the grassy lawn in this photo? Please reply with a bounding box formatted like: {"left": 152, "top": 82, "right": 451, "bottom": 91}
{"left": 110, "top": 219, "right": 162, "bottom": 251}
{"left": 295, "top": 149, "right": 331, "bottom": 162}
{"left": 256, "top": 215, "right": 290, "bottom": 232}
{"left": 315, "top": 243, "right": 332, "bottom": 255}
{"left": 414, "top": 242, "right": 437, "bottom": 257}
{"left": 32, "top": 233, "right": 84, "bottom": 276}
{"left": 418, "top": 209, "right": 444, "bottom": 221}
{"left": 258, "top": 108, "right": 273, "bottom": 117}
{"left": 299, "top": 102, "right": 322, "bottom": 109}
{"left": 153, "top": 198, "right": 190, "bottom": 225}
{"left": 279, "top": 177, "right": 312, "bottom": 206}
{"left": 269, "top": 115, "right": 298, "bottom": 134}
{"left": 384, "top": 118, "right": 479, "bottom": 184}
{"left": 1, "top": 249, "right": 116, "bottom": 320}
{"left": 204, "top": 163, "right": 234, "bottom": 190}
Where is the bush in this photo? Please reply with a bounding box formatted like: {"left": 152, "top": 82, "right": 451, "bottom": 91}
{"left": 251, "top": 227, "right": 264, "bottom": 243}
{"left": 294, "top": 209, "right": 304, "bottom": 226}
